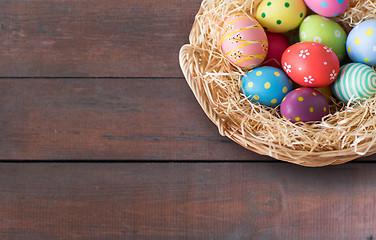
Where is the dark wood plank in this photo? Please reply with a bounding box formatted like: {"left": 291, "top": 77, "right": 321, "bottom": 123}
{"left": 0, "top": 0, "right": 200, "bottom": 78}
{"left": 0, "top": 162, "right": 375, "bottom": 239}
{"left": 0, "top": 77, "right": 267, "bottom": 160}
{"left": 1, "top": 78, "right": 375, "bottom": 161}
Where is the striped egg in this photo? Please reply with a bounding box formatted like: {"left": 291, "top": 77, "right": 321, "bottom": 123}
{"left": 332, "top": 63, "right": 376, "bottom": 103}
{"left": 221, "top": 13, "right": 268, "bottom": 70}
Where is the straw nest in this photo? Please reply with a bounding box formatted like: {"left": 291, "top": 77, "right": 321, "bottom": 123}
{"left": 179, "top": 0, "right": 376, "bottom": 166}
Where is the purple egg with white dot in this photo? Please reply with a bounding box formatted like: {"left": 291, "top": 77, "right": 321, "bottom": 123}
{"left": 280, "top": 88, "right": 329, "bottom": 123}
{"left": 303, "top": 0, "right": 349, "bottom": 18}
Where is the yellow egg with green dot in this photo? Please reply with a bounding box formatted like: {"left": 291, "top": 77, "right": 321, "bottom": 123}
{"left": 256, "top": 0, "right": 307, "bottom": 33}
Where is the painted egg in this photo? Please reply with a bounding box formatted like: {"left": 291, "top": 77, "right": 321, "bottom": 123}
{"left": 281, "top": 42, "right": 340, "bottom": 87}
{"left": 241, "top": 66, "right": 293, "bottom": 107}
{"left": 303, "top": 0, "right": 349, "bottom": 17}
{"left": 332, "top": 63, "right": 376, "bottom": 103}
{"left": 221, "top": 13, "right": 268, "bottom": 70}
{"left": 346, "top": 19, "right": 376, "bottom": 66}
{"left": 285, "top": 30, "right": 301, "bottom": 46}
{"left": 315, "top": 85, "right": 333, "bottom": 104}
{"left": 291, "top": 84, "right": 334, "bottom": 103}
{"left": 255, "top": 0, "right": 307, "bottom": 33}
{"left": 299, "top": 15, "right": 347, "bottom": 62}
{"left": 262, "top": 32, "right": 290, "bottom": 68}
{"left": 281, "top": 88, "right": 329, "bottom": 123}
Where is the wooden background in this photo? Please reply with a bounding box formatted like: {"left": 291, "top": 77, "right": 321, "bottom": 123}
{"left": 0, "top": 0, "right": 375, "bottom": 239}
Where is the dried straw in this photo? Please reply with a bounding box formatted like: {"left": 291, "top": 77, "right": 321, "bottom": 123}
{"left": 179, "top": 0, "right": 376, "bottom": 166}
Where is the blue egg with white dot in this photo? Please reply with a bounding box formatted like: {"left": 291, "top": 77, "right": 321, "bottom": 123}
{"left": 347, "top": 19, "right": 376, "bottom": 66}
{"left": 241, "top": 66, "right": 293, "bottom": 107}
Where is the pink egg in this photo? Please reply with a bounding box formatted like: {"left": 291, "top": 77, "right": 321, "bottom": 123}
{"left": 262, "top": 32, "right": 290, "bottom": 68}
{"left": 221, "top": 13, "right": 268, "bottom": 70}
{"left": 304, "top": 0, "right": 349, "bottom": 17}
{"left": 281, "top": 88, "right": 329, "bottom": 123}
{"left": 281, "top": 42, "right": 340, "bottom": 88}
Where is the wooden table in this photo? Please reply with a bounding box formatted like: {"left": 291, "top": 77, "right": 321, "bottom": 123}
{"left": 1, "top": 1, "right": 376, "bottom": 239}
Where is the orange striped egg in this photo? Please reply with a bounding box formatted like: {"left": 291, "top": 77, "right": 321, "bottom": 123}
{"left": 221, "top": 13, "right": 268, "bottom": 70}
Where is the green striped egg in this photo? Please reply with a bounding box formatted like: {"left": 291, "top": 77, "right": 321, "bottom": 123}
{"left": 332, "top": 63, "right": 376, "bottom": 103}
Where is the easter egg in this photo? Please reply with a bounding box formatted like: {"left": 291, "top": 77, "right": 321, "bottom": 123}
{"left": 241, "top": 66, "right": 293, "bottom": 107}
{"left": 221, "top": 13, "right": 268, "bottom": 70}
{"left": 281, "top": 88, "right": 329, "bottom": 123}
{"left": 281, "top": 42, "right": 340, "bottom": 87}
{"left": 299, "top": 15, "right": 347, "bottom": 62}
{"left": 285, "top": 30, "right": 301, "bottom": 46}
{"left": 332, "top": 63, "right": 376, "bottom": 103}
{"left": 303, "top": 0, "right": 349, "bottom": 17}
{"left": 315, "top": 85, "right": 333, "bottom": 104}
{"left": 255, "top": 0, "right": 307, "bottom": 33}
{"left": 262, "top": 32, "right": 290, "bottom": 68}
{"left": 346, "top": 19, "right": 376, "bottom": 66}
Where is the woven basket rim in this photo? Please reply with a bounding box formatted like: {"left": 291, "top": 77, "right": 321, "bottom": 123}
{"left": 179, "top": 0, "right": 376, "bottom": 167}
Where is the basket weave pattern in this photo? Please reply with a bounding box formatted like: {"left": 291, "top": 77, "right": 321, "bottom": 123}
{"left": 179, "top": 0, "right": 376, "bottom": 166}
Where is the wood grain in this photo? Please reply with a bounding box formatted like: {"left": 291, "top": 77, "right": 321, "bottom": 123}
{"left": 0, "top": 77, "right": 268, "bottom": 160}
{"left": 1, "top": 78, "right": 375, "bottom": 161}
{"left": 0, "top": 162, "right": 375, "bottom": 240}
{"left": 0, "top": 0, "right": 375, "bottom": 239}
{"left": 0, "top": 0, "right": 201, "bottom": 78}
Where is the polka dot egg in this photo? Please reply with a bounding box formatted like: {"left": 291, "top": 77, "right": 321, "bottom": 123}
{"left": 241, "top": 66, "right": 293, "bottom": 107}
{"left": 303, "top": 0, "right": 349, "bottom": 18}
{"left": 256, "top": 0, "right": 307, "bottom": 33}
{"left": 280, "top": 88, "right": 329, "bottom": 123}
{"left": 299, "top": 15, "right": 347, "bottom": 62}
{"left": 347, "top": 19, "right": 376, "bottom": 66}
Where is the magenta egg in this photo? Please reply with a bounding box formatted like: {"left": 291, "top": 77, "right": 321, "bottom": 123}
{"left": 304, "top": 0, "right": 349, "bottom": 18}
{"left": 262, "top": 32, "right": 290, "bottom": 68}
{"left": 280, "top": 88, "right": 329, "bottom": 123}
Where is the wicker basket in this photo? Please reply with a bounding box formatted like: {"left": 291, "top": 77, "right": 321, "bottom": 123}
{"left": 179, "top": 0, "right": 376, "bottom": 167}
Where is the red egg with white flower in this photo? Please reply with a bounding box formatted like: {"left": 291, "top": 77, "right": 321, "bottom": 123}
{"left": 281, "top": 42, "right": 340, "bottom": 88}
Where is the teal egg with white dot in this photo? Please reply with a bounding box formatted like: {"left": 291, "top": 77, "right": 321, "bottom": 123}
{"left": 241, "top": 66, "right": 293, "bottom": 107}
{"left": 299, "top": 14, "right": 347, "bottom": 62}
